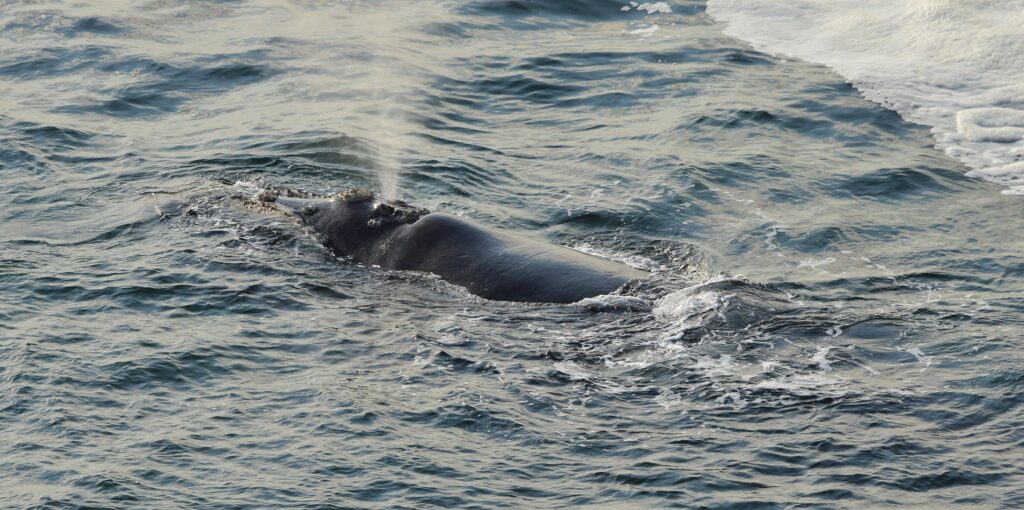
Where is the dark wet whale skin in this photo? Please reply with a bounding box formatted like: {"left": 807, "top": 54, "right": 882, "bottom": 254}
{"left": 275, "top": 191, "right": 648, "bottom": 303}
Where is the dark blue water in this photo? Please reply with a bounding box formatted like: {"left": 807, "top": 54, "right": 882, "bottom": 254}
{"left": 2, "top": 1, "right": 1023, "bottom": 508}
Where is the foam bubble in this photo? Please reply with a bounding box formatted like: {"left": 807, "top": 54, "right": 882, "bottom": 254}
{"left": 706, "top": 0, "right": 1024, "bottom": 194}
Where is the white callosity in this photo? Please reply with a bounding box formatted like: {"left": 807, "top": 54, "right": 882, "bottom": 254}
{"left": 706, "top": 0, "right": 1024, "bottom": 195}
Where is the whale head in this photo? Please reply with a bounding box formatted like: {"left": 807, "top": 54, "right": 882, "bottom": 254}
{"left": 274, "top": 188, "right": 429, "bottom": 260}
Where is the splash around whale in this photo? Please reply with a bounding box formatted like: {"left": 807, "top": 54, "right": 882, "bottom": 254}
{"left": 260, "top": 188, "right": 648, "bottom": 304}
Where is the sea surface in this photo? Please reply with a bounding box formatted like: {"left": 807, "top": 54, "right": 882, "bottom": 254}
{"left": 1, "top": 1, "right": 1023, "bottom": 508}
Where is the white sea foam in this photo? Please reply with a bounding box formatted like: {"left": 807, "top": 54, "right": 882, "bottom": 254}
{"left": 706, "top": 0, "right": 1024, "bottom": 195}
{"left": 577, "top": 294, "right": 652, "bottom": 311}
{"left": 653, "top": 275, "right": 735, "bottom": 340}
{"left": 622, "top": 2, "right": 673, "bottom": 14}
{"left": 571, "top": 244, "right": 665, "bottom": 271}
{"left": 811, "top": 346, "right": 833, "bottom": 372}
{"left": 905, "top": 346, "right": 933, "bottom": 370}
{"left": 638, "top": 2, "right": 673, "bottom": 14}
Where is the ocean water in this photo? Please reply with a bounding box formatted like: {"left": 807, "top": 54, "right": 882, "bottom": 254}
{"left": 1, "top": 1, "right": 1022, "bottom": 508}
{"left": 707, "top": 0, "right": 1024, "bottom": 195}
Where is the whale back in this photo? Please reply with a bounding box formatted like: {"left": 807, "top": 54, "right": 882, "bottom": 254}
{"left": 272, "top": 189, "right": 646, "bottom": 303}
{"left": 388, "top": 213, "right": 648, "bottom": 303}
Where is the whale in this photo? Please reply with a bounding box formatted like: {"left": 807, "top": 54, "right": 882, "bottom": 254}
{"left": 265, "top": 188, "right": 647, "bottom": 303}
